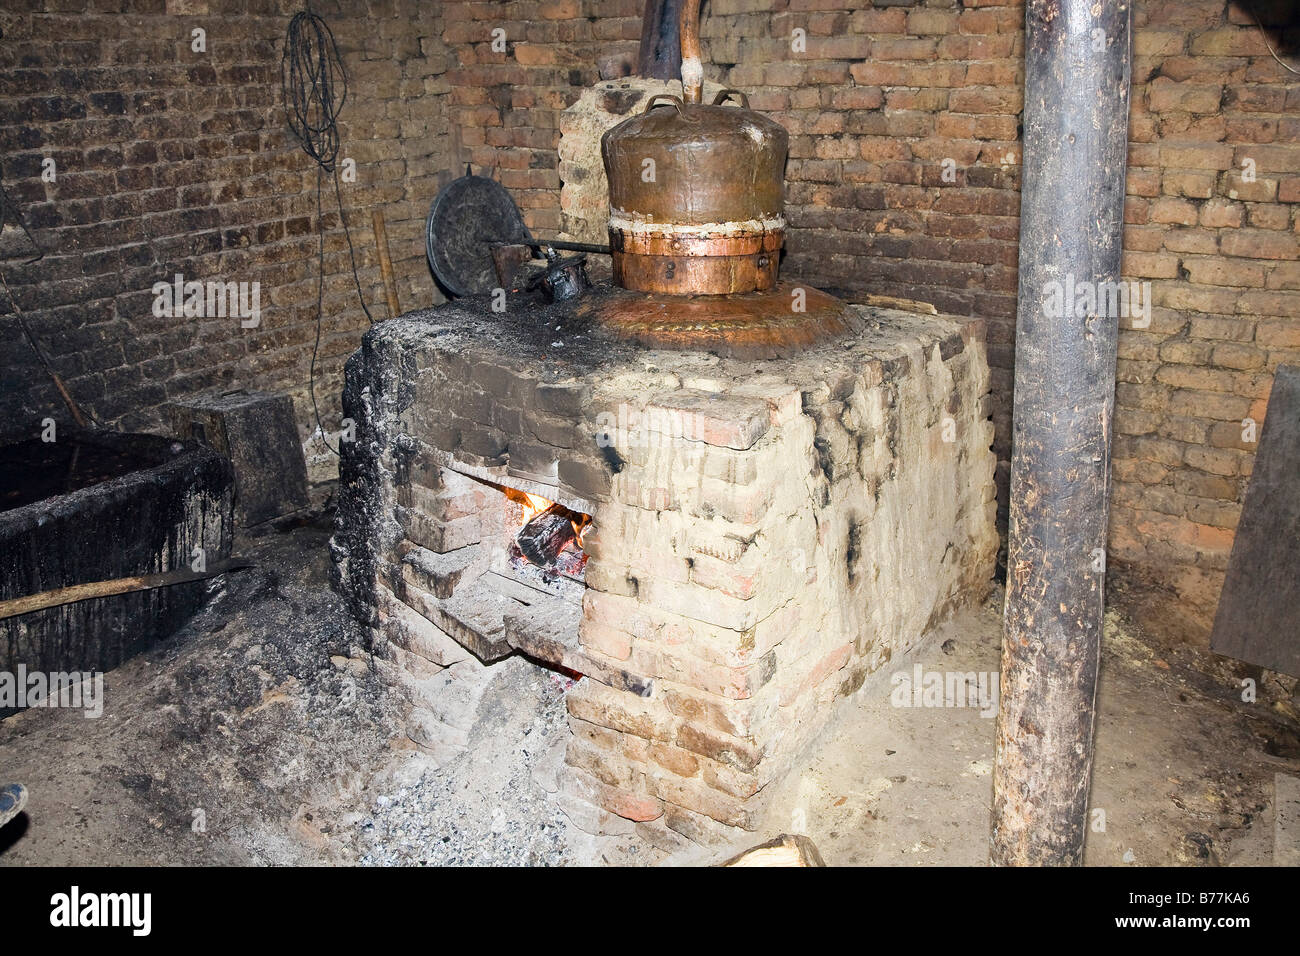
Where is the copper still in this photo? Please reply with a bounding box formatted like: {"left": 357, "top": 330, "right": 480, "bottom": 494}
{"left": 601, "top": 0, "right": 788, "bottom": 295}
{"left": 579, "top": 0, "right": 860, "bottom": 358}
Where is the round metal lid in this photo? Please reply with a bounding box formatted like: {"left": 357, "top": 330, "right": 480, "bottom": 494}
{"left": 425, "top": 171, "right": 532, "bottom": 297}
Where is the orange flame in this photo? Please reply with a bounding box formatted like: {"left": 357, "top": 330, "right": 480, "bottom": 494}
{"left": 519, "top": 492, "right": 553, "bottom": 524}
{"left": 505, "top": 488, "right": 591, "bottom": 550}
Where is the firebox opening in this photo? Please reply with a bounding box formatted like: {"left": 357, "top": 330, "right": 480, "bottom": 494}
{"left": 503, "top": 486, "right": 591, "bottom": 577}
{"left": 451, "top": 473, "right": 593, "bottom": 596}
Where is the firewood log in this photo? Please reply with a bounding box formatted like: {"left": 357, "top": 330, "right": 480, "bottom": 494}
{"left": 517, "top": 503, "right": 578, "bottom": 566}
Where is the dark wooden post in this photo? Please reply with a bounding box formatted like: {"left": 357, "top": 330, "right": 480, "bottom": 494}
{"left": 991, "top": 0, "right": 1133, "bottom": 866}
{"left": 637, "top": 0, "right": 684, "bottom": 80}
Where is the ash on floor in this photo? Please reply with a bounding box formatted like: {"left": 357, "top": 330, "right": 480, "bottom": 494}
{"left": 0, "top": 517, "right": 637, "bottom": 866}
{"left": 346, "top": 659, "right": 625, "bottom": 866}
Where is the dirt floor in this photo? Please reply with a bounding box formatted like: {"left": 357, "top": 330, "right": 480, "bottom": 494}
{"left": 750, "top": 591, "right": 1299, "bottom": 866}
{"left": 1, "top": 518, "right": 1296, "bottom": 866}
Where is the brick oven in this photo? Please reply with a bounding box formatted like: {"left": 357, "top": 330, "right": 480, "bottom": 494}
{"left": 331, "top": 0, "right": 997, "bottom": 846}
{"left": 331, "top": 291, "right": 997, "bottom": 844}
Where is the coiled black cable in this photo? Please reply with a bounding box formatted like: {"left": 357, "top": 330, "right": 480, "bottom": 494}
{"left": 282, "top": 9, "right": 347, "bottom": 171}
{"left": 281, "top": 7, "right": 374, "bottom": 456}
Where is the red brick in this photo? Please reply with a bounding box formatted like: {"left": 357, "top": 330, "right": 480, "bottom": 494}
{"left": 1219, "top": 230, "right": 1299, "bottom": 261}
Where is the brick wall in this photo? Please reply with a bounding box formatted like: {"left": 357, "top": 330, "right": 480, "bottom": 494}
{"left": 441, "top": 0, "right": 1299, "bottom": 638}
{"left": 0, "top": 0, "right": 451, "bottom": 459}
{"left": 1109, "top": 1, "right": 1298, "bottom": 636}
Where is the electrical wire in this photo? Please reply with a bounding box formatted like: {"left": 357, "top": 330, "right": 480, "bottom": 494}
{"left": 0, "top": 171, "right": 44, "bottom": 266}
{"left": 1, "top": 156, "right": 96, "bottom": 428}
{"left": 1248, "top": 2, "right": 1300, "bottom": 75}
{"left": 282, "top": 7, "right": 347, "bottom": 171}
{"left": 281, "top": 6, "right": 375, "bottom": 457}
{"left": 1, "top": 268, "right": 95, "bottom": 429}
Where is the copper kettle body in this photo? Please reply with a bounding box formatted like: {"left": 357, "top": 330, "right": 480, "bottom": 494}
{"left": 600, "top": 1, "right": 788, "bottom": 295}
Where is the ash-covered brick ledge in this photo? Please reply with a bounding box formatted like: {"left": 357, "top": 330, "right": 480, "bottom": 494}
{"left": 332, "top": 296, "right": 998, "bottom": 847}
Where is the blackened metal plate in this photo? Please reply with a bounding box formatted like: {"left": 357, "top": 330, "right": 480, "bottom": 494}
{"left": 425, "top": 173, "right": 532, "bottom": 297}
{"left": 1211, "top": 364, "right": 1300, "bottom": 677}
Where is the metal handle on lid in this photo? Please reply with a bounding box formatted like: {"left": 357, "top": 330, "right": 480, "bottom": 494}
{"left": 643, "top": 94, "right": 685, "bottom": 116}
{"left": 712, "top": 89, "right": 750, "bottom": 109}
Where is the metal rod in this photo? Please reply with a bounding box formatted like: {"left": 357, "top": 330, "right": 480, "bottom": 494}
{"left": 494, "top": 238, "right": 611, "bottom": 255}
{"left": 991, "top": 0, "right": 1133, "bottom": 866}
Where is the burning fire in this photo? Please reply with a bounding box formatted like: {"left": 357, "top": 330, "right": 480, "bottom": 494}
{"left": 505, "top": 488, "right": 591, "bottom": 549}
{"left": 518, "top": 492, "right": 553, "bottom": 523}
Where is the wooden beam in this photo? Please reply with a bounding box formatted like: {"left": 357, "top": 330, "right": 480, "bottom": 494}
{"left": 372, "top": 209, "right": 401, "bottom": 319}
{"left": 637, "top": 0, "right": 683, "bottom": 80}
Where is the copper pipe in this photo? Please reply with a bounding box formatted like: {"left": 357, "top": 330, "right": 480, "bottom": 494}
{"left": 679, "top": 0, "right": 702, "bottom": 103}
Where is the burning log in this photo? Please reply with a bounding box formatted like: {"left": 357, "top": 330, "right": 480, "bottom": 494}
{"left": 517, "top": 503, "right": 579, "bottom": 567}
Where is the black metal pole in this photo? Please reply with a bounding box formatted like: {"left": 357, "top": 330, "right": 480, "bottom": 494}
{"left": 992, "top": 0, "right": 1133, "bottom": 866}
{"left": 525, "top": 238, "right": 610, "bottom": 255}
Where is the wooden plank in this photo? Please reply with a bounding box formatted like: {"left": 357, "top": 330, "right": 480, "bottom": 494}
{"left": 1211, "top": 364, "right": 1300, "bottom": 677}
{"left": 637, "top": 0, "right": 683, "bottom": 80}
{"left": 0, "top": 558, "right": 250, "bottom": 621}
